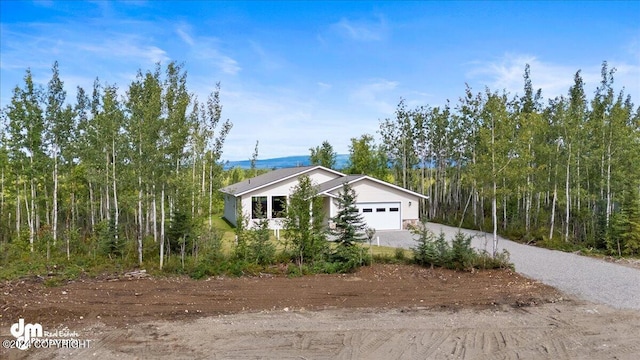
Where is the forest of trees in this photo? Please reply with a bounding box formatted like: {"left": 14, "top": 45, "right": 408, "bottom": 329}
{"left": 0, "top": 61, "right": 232, "bottom": 267}
{"left": 355, "top": 63, "right": 639, "bottom": 256}
{"left": 1, "top": 60, "right": 639, "bottom": 276}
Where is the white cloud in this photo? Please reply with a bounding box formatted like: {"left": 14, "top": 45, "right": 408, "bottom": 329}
{"left": 188, "top": 36, "right": 241, "bottom": 75}
{"left": 349, "top": 79, "right": 399, "bottom": 114}
{"left": 249, "top": 41, "right": 284, "bottom": 71}
{"left": 330, "top": 16, "right": 388, "bottom": 42}
{"left": 176, "top": 26, "right": 195, "bottom": 46}
{"left": 80, "top": 38, "right": 170, "bottom": 64}
{"left": 465, "top": 54, "right": 640, "bottom": 101}
{"left": 218, "top": 56, "right": 241, "bottom": 75}
{"left": 215, "top": 84, "right": 383, "bottom": 161}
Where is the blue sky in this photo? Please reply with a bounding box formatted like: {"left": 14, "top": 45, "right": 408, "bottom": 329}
{"left": 1, "top": 1, "right": 639, "bottom": 161}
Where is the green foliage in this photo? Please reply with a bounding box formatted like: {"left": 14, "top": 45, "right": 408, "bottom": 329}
{"left": 167, "top": 210, "right": 193, "bottom": 254}
{"left": 538, "top": 235, "right": 581, "bottom": 252}
{"left": 97, "top": 213, "right": 123, "bottom": 257}
{"left": 200, "top": 228, "right": 224, "bottom": 261}
{"left": 310, "top": 140, "right": 337, "bottom": 169}
{"left": 450, "top": 231, "right": 476, "bottom": 269}
{"left": 283, "top": 175, "right": 328, "bottom": 265}
{"left": 248, "top": 217, "right": 276, "bottom": 265}
{"left": 411, "top": 220, "right": 512, "bottom": 271}
{"left": 233, "top": 202, "right": 250, "bottom": 261}
{"left": 411, "top": 220, "right": 438, "bottom": 266}
{"left": 330, "top": 244, "right": 370, "bottom": 272}
{"left": 394, "top": 247, "right": 409, "bottom": 262}
{"left": 471, "top": 250, "right": 514, "bottom": 270}
{"left": 620, "top": 183, "right": 640, "bottom": 255}
{"left": 346, "top": 134, "right": 389, "bottom": 179}
{"left": 330, "top": 182, "right": 367, "bottom": 247}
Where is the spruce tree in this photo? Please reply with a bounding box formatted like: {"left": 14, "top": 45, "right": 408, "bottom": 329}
{"left": 330, "top": 182, "right": 367, "bottom": 247}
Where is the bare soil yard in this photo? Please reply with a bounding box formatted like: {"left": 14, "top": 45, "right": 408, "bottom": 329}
{"left": 1, "top": 264, "right": 639, "bottom": 359}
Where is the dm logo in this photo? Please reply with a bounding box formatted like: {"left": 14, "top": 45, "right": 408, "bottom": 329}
{"left": 10, "top": 318, "right": 43, "bottom": 350}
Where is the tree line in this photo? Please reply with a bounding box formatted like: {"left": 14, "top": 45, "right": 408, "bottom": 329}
{"left": 312, "top": 62, "right": 639, "bottom": 256}
{"left": 0, "top": 61, "right": 232, "bottom": 267}
{"left": 1, "top": 60, "right": 638, "bottom": 275}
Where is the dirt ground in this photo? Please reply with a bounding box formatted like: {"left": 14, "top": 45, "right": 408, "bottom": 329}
{"left": 1, "top": 264, "right": 639, "bottom": 359}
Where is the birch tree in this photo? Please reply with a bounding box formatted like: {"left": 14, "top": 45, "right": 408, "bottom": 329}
{"left": 6, "top": 69, "right": 45, "bottom": 251}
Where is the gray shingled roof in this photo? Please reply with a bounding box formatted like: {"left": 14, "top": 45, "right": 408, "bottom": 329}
{"left": 315, "top": 175, "right": 365, "bottom": 194}
{"left": 219, "top": 165, "right": 325, "bottom": 196}
{"left": 318, "top": 174, "right": 429, "bottom": 200}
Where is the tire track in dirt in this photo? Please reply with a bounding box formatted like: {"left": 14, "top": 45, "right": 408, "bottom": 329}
{"left": 22, "top": 303, "right": 640, "bottom": 360}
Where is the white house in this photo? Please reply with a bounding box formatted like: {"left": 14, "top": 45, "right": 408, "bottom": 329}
{"left": 219, "top": 165, "right": 428, "bottom": 231}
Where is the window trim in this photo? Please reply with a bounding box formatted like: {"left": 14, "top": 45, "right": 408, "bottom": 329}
{"left": 251, "top": 196, "right": 268, "bottom": 219}
{"left": 271, "top": 195, "right": 287, "bottom": 219}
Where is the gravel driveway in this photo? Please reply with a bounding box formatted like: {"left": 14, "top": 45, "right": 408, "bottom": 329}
{"left": 374, "top": 223, "right": 640, "bottom": 310}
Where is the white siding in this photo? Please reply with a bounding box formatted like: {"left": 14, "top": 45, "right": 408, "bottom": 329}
{"left": 223, "top": 193, "right": 238, "bottom": 227}
{"left": 328, "top": 178, "right": 421, "bottom": 227}
{"left": 242, "top": 168, "right": 342, "bottom": 230}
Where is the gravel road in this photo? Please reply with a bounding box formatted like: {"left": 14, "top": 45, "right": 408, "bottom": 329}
{"left": 375, "top": 223, "right": 640, "bottom": 310}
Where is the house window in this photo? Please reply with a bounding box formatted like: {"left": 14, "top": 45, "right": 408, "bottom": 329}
{"left": 272, "top": 196, "right": 287, "bottom": 218}
{"left": 389, "top": 207, "right": 399, "bottom": 212}
{"left": 376, "top": 208, "right": 386, "bottom": 212}
{"left": 251, "top": 196, "right": 267, "bottom": 219}
{"left": 362, "top": 208, "right": 373, "bottom": 213}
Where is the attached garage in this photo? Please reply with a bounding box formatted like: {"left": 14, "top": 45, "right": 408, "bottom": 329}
{"left": 318, "top": 174, "right": 428, "bottom": 231}
{"left": 356, "top": 202, "right": 401, "bottom": 230}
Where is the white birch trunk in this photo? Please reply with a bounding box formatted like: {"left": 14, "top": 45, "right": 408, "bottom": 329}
{"left": 525, "top": 175, "right": 531, "bottom": 234}
{"left": 152, "top": 181, "right": 157, "bottom": 243}
{"left": 208, "top": 157, "right": 213, "bottom": 230}
{"left": 112, "top": 138, "right": 119, "bottom": 246}
{"left": 492, "top": 180, "right": 498, "bottom": 257}
{"left": 71, "top": 192, "right": 76, "bottom": 228}
{"left": 16, "top": 190, "right": 20, "bottom": 235}
{"left": 491, "top": 117, "right": 498, "bottom": 256}
{"left": 99, "top": 189, "right": 104, "bottom": 222}
{"left": 606, "top": 141, "right": 612, "bottom": 228}
{"left": 160, "top": 184, "right": 165, "bottom": 269}
{"left": 53, "top": 144, "right": 58, "bottom": 246}
{"left": 191, "top": 155, "right": 196, "bottom": 218}
{"left": 576, "top": 152, "right": 581, "bottom": 212}
{"left": 550, "top": 181, "right": 558, "bottom": 240}
{"left": 105, "top": 151, "right": 110, "bottom": 221}
{"left": 201, "top": 157, "right": 206, "bottom": 218}
{"left": 89, "top": 182, "right": 95, "bottom": 232}
{"left": 549, "top": 142, "right": 560, "bottom": 240}
{"left": 27, "top": 179, "right": 35, "bottom": 252}
{"left": 565, "top": 144, "right": 571, "bottom": 242}
{"left": 138, "top": 175, "right": 143, "bottom": 266}
{"left": 502, "top": 178, "right": 507, "bottom": 230}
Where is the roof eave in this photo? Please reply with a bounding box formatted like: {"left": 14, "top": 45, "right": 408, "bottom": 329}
{"left": 225, "top": 165, "right": 346, "bottom": 197}
{"left": 321, "top": 175, "right": 429, "bottom": 200}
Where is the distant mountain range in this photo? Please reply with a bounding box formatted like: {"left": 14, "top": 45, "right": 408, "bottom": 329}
{"left": 224, "top": 154, "right": 350, "bottom": 170}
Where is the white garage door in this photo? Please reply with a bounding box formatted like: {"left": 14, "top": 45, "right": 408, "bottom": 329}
{"left": 356, "top": 202, "right": 401, "bottom": 230}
